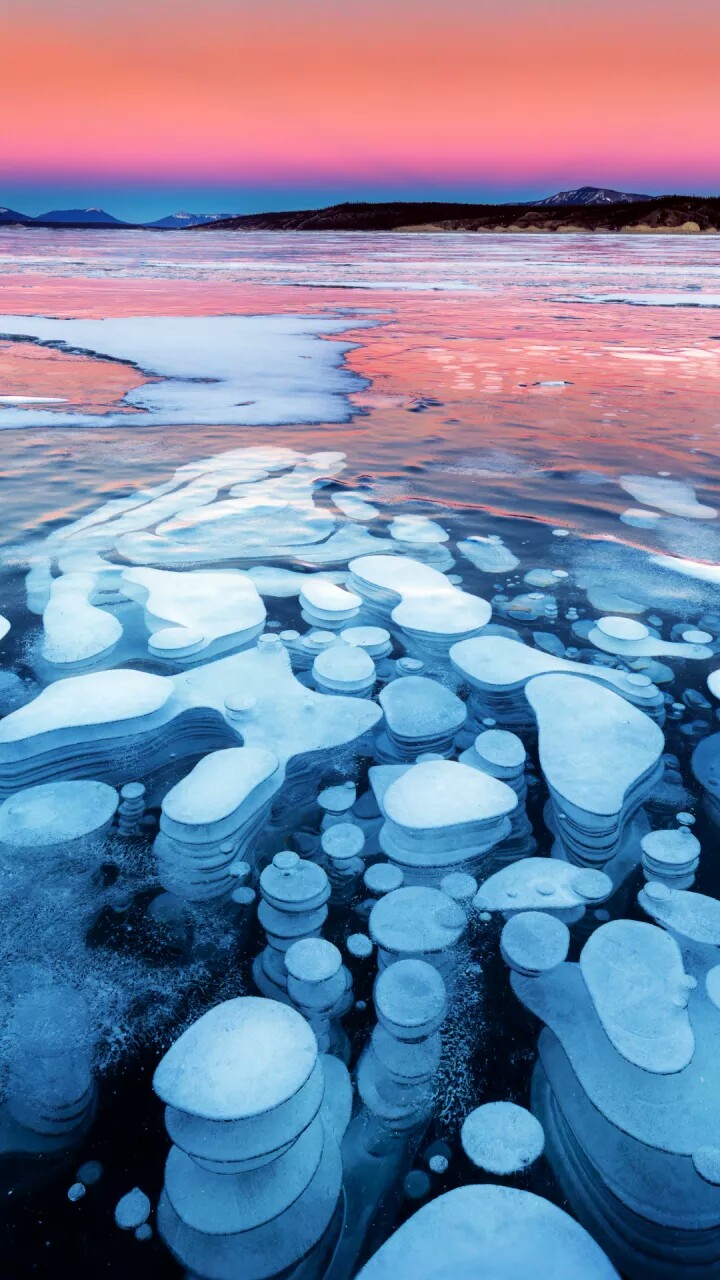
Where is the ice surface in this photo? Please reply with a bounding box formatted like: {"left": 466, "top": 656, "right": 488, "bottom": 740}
{"left": 356, "top": 1185, "right": 619, "bottom": 1279}
{"left": 0, "top": 314, "right": 369, "bottom": 428}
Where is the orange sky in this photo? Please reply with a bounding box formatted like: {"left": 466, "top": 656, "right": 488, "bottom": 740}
{"left": 2, "top": 0, "right": 719, "bottom": 209}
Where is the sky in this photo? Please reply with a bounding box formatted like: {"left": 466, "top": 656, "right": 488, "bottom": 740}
{"left": 2, "top": 0, "right": 719, "bottom": 221}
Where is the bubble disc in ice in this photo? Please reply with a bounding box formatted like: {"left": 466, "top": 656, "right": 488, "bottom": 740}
{"left": 153, "top": 997, "right": 318, "bottom": 1121}
{"left": 0, "top": 780, "right": 118, "bottom": 848}
{"left": 500, "top": 911, "right": 570, "bottom": 976}
{"left": 369, "top": 886, "right": 466, "bottom": 958}
{"left": 579, "top": 920, "right": 695, "bottom": 1074}
{"left": 355, "top": 1185, "right": 619, "bottom": 1280}
{"left": 374, "top": 959, "right": 447, "bottom": 1039}
{"left": 460, "top": 1102, "right": 544, "bottom": 1175}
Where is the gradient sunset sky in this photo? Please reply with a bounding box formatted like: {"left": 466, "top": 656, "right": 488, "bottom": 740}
{"left": 2, "top": 0, "right": 719, "bottom": 221}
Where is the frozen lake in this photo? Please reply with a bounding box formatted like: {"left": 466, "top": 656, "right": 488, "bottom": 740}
{"left": 1, "top": 228, "right": 720, "bottom": 1279}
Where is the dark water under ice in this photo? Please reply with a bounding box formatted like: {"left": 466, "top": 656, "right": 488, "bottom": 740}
{"left": 1, "top": 229, "right": 720, "bottom": 1278}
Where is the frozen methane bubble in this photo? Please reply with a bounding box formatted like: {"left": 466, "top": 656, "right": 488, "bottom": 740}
{"left": 41, "top": 572, "right": 123, "bottom": 668}
{"left": 378, "top": 759, "right": 517, "bottom": 881}
{"left": 154, "top": 997, "right": 347, "bottom": 1280}
{"left": 457, "top": 535, "right": 520, "bottom": 574}
{"left": 618, "top": 474, "right": 717, "bottom": 520}
{"left": 639, "top": 882, "right": 720, "bottom": 959}
{"left": 500, "top": 911, "right": 570, "bottom": 977}
{"left": 459, "top": 729, "right": 536, "bottom": 859}
{"left": 620, "top": 508, "right": 662, "bottom": 530}
{"left": 507, "top": 911, "right": 720, "bottom": 1269}
{"left": 340, "top": 625, "right": 392, "bottom": 659}
{"left": 348, "top": 555, "right": 491, "bottom": 661}
{"left": 369, "top": 885, "right": 466, "bottom": 975}
{"left": 460, "top": 1102, "right": 545, "bottom": 1174}
{"left": 254, "top": 853, "right": 330, "bottom": 998}
{"left": 5, "top": 984, "right": 96, "bottom": 1146}
{"left": 331, "top": 491, "right": 379, "bottom": 521}
{"left": 357, "top": 959, "right": 447, "bottom": 1127}
{"left": 389, "top": 515, "right": 449, "bottom": 545}
{"left": 474, "top": 859, "right": 612, "bottom": 918}
{"left": 0, "top": 780, "right": 118, "bottom": 849}
{"left": 580, "top": 920, "right": 694, "bottom": 1074}
{"left": 640, "top": 828, "right": 701, "bottom": 887}
{"left": 115, "top": 1187, "right": 151, "bottom": 1230}
{"left": 121, "top": 567, "right": 266, "bottom": 661}
{"left": 450, "top": 636, "right": 663, "bottom": 730}
{"left": 355, "top": 1185, "right": 619, "bottom": 1279}
{"left": 300, "top": 577, "right": 361, "bottom": 631}
{"left": 154, "top": 747, "right": 281, "bottom": 900}
{"left": 284, "top": 938, "right": 352, "bottom": 1054}
{"left": 525, "top": 673, "right": 664, "bottom": 866}
{"left": 588, "top": 616, "right": 713, "bottom": 661}
{"left": 0, "top": 643, "right": 381, "bottom": 796}
{"left": 364, "top": 862, "right": 404, "bottom": 896}
{"left": 312, "top": 642, "right": 376, "bottom": 696}
{"left": 377, "top": 676, "right": 467, "bottom": 761}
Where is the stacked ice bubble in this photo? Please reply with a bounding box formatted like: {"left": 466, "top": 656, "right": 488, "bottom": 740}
{"left": 7, "top": 443, "right": 720, "bottom": 1277}
{"left": 153, "top": 747, "right": 281, "bottom": 900}
{"left": 506, "top": 915, "right": 720, "bottom": 1276}
{"left": 154, "top": 997, "right": 346, "bottom": 1280}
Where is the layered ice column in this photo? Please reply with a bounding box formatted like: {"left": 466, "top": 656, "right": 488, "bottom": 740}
{"left": 154, "top": 997, "right": 347, "bottom": 1280}
{"left": 460, "top": 729, "right": 536, "bottom": 860}
{"left": 505, "top": 912, "right": 720, "bottom": 1278}
{"left": 525, "top": 674, "right": 664, "bottom": 870}
{"left": 375, "top": 676, "right": 467, "bottom": 761}
{"left": 3, "top": 985, "right": 96, "bottom": 1155}
{"left": 254, "top": 852, "right": 331, "bottom": 1000}
{"left": 357, "top": 959, "right": 447, "bottom": 1131}
{"left": 284, "top": 937, "right": 353, "bottom": 1057}
{"left": 373, "top": 758, "right": 517, "bottom": 884}
{"left": 154, "top": 746, "right": 282, "bottom": 900}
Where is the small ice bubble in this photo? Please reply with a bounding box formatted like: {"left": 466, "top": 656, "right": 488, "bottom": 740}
{"left": 67, "top": 1183, "right": 86, "bottom": 1203}
{"left": 115, "top": 1187, "right": 151, "bottom": 1231}
{"left": 134, "top": 1224, "right": 153, "bottom": 1242}
{"left": 404, "top": 1169, "right": 432, "bottom": 1199}
{"left": 429, "top": 1154, "right": 449, "bottom": 1174}
{"left": 77, "top": 1160, "right": 103, "bottom": 1187}
{"left": 347, "top": 933, "right": 373, "bottom": 958}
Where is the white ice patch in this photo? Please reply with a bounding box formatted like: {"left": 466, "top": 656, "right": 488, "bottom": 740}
{"left": 0, "top": 314, "right": 370, "bottom": 428}
{"left": 570, "top": 293, "right": 720, "bottom": 308}
{"left": 619, "top": 475, "right": 716, "bottom": 520}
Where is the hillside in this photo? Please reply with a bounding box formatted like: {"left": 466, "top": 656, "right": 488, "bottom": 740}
{"left": 196, "top": 195, "right": 720, "bottom": 234}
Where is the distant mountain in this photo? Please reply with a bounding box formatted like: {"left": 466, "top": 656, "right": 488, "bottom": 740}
{"left": 35, "top": 208, "right": 127, "bottom": 225}
{"left": 143, "top": 211, "right": 234, "bottom": 229}
{"left": 0, "top": 206, "right": 32, "bottom": 224}
{"left": 535, "top": 186, "right": 651, "bottom": 206}
{"left": 196, "top": 194, "right": 720, "bottom": 234}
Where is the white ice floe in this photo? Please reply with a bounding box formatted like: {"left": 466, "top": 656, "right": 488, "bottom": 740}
{"left": 619, "top": 474, "right": 717, "bottom": 520}
{"left": 461, "top": 1102, "right": 544, "bottom": 1174}
{"left": 121, "top": 567, "right": 266, "bottom": 661}
{"left": 525, "top": 673, "right": 664, "bottom": 865}
{"left": 620, "top": 508, "right": 662, "bottom": 530}
{"left": 0, "top": 314, "right": 369, "bottom": 428}
{"left": 356, "top": 1185, "right": 619, "bottom": 1279}
{"left": 651, "top": 552, "right": 720, "bottom": 586}
{"left": 573, "top": 292, "right": 720, "bottom": 308}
